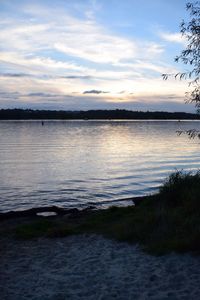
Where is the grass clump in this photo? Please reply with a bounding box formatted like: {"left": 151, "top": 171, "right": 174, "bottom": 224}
{"left": 81, "top": 171, "right": 200, "bottom": 254}
{"left": 15, "top": 219, "right": 56, "bottom": 239}
{"left": 159, "top": 170, "right": 200, "bottom": 209}
{"left": 14, "top": 219, "right": 77, "bottom": 239}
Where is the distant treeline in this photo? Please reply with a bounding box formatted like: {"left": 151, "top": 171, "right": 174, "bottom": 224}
{"left": 0, "top": 109, "right": 200, "bottom": 120}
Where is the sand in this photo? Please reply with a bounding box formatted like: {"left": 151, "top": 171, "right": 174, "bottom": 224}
{"left": 1, "top": 234, "right": 200, "bottom": 300}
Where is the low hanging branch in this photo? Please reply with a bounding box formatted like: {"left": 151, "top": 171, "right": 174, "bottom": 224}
{"left": 176, "top": 129, "right": 200, "bottom": 139}
{"left": 163, "top": 2, "right": 200, "bottom": 137}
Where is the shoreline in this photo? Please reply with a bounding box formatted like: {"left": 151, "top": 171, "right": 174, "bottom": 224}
{"left": 0, "top": 173, "right": 199, "bottom": 256}
{"left": 0, "top": 195, "right": 155, "bottom": 221}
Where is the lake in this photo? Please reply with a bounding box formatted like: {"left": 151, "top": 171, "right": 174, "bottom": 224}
{"left": 0, "top": 120, "right": 200, "bottom": 212}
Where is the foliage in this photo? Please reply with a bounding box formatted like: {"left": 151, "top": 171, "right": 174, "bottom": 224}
{"left": 163, "top": 1, "right": 200, "bottom": 108}
{"left": 82, "top": 171, "right": 200, "bottom": 254}
{"left": 159, "top": 170, "right": 200, "bottom": 207}
{"left": 0, "top": 108, "right": 199, "bottom": 120}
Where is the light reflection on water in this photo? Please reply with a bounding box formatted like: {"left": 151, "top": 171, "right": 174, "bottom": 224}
{"left": 0, "top": 120, "right": 200, "bottom": 212}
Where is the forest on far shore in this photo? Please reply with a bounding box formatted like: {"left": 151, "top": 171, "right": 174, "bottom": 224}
{"left": 0, "top": 109, "right": 200, "bottom": 120}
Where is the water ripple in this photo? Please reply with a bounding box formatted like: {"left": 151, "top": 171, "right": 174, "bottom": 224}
{"left": 1, "top": 120, "right": 200, "bottom": 212}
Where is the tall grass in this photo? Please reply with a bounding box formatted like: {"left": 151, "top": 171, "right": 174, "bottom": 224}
{"left": 159, "top": 170, "right": 200, "bottom": 208}
{"left": 80, "top": 171, "right": 200, "bottom": 254}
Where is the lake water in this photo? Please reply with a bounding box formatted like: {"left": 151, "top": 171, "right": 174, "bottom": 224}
{"left": 1, "top": 120, "right": 200, "bottom": 212}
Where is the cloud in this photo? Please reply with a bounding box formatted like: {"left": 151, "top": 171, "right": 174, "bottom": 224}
{"left": 0, "top": 71, "right": 92, "bottom": 81}
{"left": 0, "top": 1, "right": 190, "bottom": 111}
{"left": 0, "top": 4, "right": 164, "bottom": 70}
{"left": 0, "top": 52, "right": 143, "bottom": 82}
{"left": 0, "top": 10, "right": 137, "bottom": 65}
{"left": 60, "top": 75, "right": 91, "bottom": 79}
{"left": 83, "top": 89, "right": 109, "bottom": 94}
{"left": 0, "top": 52, "right": 89, "bottom": 74}
{"left": 54, "top": 36, "right": 136, "bottom": 65}
{"left": 27, "top": 92, "right": 57, "bottom": 97}
{"left": 0, "top": 91, "right": 20, "bottom": 99}
{"left": 118, "top": 90, "right": 126, "bottom": 94}
{"left": 159, "top": 32, "right": 186, "bottom": 44}
{"left": 144, "top": 42, "right": 164, "bottom": 56}
{"left": 0, "top": 3, "right": 165, "bottom": 88}
{"left": 27, "top": 92, "right": 74, "bottom": 98}
{"left": 165, "top": 94, "right": 183, "bottom": 99}
{"left": 114, "top": 60, "right": 178, "bottom": 75}
{"left": 0, "top": 73, "right": 31, "bottom": 77}
{"left": 0, "top": 90, "right": 195, "bottom": 113}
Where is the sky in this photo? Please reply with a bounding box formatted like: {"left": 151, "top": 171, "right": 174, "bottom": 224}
{"left": 0, "top": 0, "right": 196, "bottom": 112}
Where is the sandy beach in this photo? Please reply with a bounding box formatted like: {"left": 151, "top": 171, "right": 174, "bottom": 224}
{"left": 1, "top": 234, "right": 200, "bottom": 300}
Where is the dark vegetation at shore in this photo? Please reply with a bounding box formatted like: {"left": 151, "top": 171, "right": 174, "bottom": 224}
{"left": 1, "top": 171, "right": 200, "bottom": 255}
{"left": 0, "top": 108, "right": 200, "bottom": 120}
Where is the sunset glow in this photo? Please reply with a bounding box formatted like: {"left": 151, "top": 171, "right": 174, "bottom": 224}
{"left": 0, "top": 0, "right": 195, "bottom": 111}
